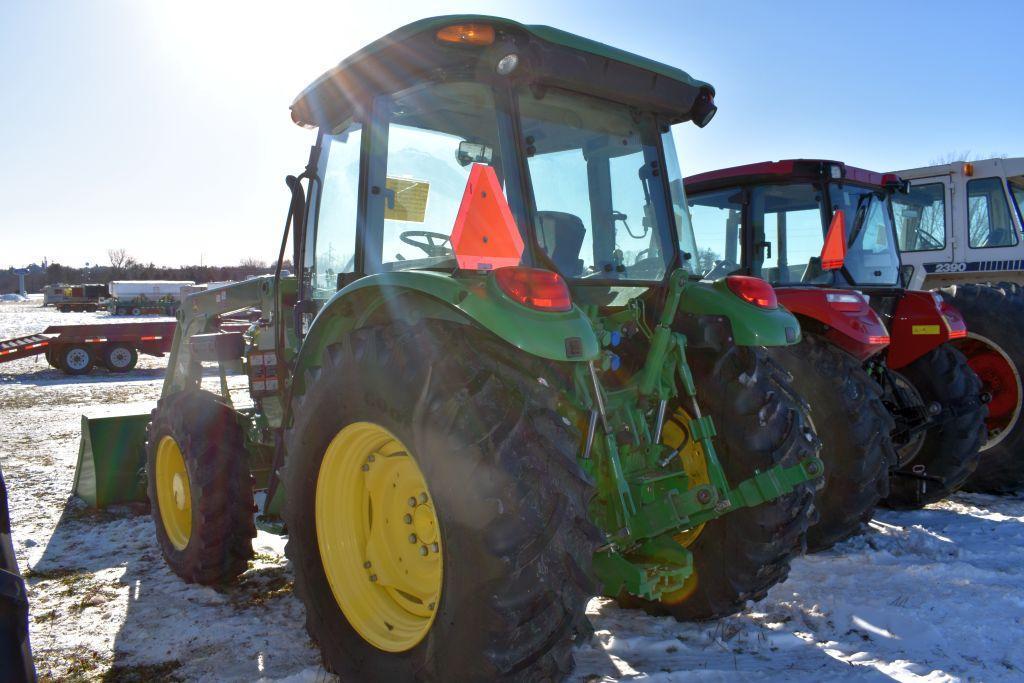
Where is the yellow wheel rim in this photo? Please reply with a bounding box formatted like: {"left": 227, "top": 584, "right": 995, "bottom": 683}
{"left": 155, "top": 435, "right": 192, "bottom": 551}
{"left": 315, "top": 422, "right": 442, "bottom": 653}
{"left": 663, "top": 407, "right": 710, "bottom": 548}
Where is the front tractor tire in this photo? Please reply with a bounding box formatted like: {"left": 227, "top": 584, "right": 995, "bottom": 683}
{"left": 620, "top": 346, "right": 820, "bottom": 621}
{"left": 767, "top": 333, "right": 895, "bottom": 551}
{"left": 940, "top": 284, "right": 1024, "bottom": 493}
{"left": 283, "top": 321, "right": 599, "bottom": 681}
{"left": 882, "top": 344, "right": 987, "bottom": 509}
{"left": 145, "top": 390, "right": 256, "bottom": 584}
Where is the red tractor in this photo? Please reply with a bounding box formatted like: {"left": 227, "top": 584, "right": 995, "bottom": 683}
{"left": 684, "top": 160, "right": 988, "bottom": 549}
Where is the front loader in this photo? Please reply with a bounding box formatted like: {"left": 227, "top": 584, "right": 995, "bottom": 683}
{"left": 74, "top": 17, "right": 822, "bottom": 680}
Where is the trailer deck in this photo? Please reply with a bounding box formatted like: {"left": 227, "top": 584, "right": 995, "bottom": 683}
{"left": 0, "top": 321, "right": 177, "bottom": 375}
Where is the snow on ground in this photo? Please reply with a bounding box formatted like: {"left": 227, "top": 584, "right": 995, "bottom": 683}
{"left": 2, "top": 298, "right": 1023, "bottom": 681}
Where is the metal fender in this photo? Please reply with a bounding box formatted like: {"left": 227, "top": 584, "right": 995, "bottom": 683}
{"left": 775, "top": 287, "right": 890, "bottom": 362}
{"left": 887, "top": 290, "right": 967, "bottom": 369}
{"left": 679, "top": 277, "right": 801, "bottom": 347}
{"left": 294, "top": 271, "right": 601, "bottom": 384}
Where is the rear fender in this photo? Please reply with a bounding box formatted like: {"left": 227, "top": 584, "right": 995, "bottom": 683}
{"left": 293, "top": 271, "right": 601, "bottom": 394}
{"left": 677, "top": 278, "right": 801, "bottom": 347}
{"left": 775, "top": 287, "right": 889, "bottom": 362}
{"left": 887, "top": 290, "right": 967, "bottom": 369}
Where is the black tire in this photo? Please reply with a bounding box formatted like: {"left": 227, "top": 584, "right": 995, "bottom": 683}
{"left": 145, "top": 390, "right": 255, "bottom": 584}
{"left": 102, "top": 344, "right": 138, "bottom": 373}
{"left": 939, "top": 284, "right": 1024, "bottom": 493}
{"left": 283, "top": 320, "right": 599, "bottom": 681}
{"left": 1, "top": 463, "right": 36, "bottom": 681}
{"left": 44, "top": 349, "right": 60, "bottom": 369}
{"left": 767, "top": 333, "right": 895, "bottom": 551}
{"left": 59, "top": 345, "right": 94, "bottom": 375}
{"left": 131, "top": 307, "right": 142, "bottom": 316}
{"left": 620, "top": 346, "right": 820, "bottom": 621}
{"left": 882, "top": 344, "right": 986, "bottom": 509}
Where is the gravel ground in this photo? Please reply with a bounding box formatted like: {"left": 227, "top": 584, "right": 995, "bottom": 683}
{"left": 2, "top": 297, "right": 1022, "bottom": 681}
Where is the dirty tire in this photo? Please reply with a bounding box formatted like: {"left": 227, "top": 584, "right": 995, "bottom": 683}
{"left": 620, "top": 346, "right": 820, "bottom": 621}
{"left": 283, "top": 321, "right": 600, "bottom": 681}
{"left": 767, "top": 333, "right": 895, "bottom": 551}
{"left": 59, "top": 345, "right": 94, "bottom": 375}
{"left": 145, "top": 390, "right": 255, "bottom": 584}
{"left": 940, "top": 284, "right": 1024, "bottom": 493}
{"left": 103, "top": 344, "right": 138, "bottom": 373}
{"left": 882, "top": 344, "right": 986, "bottom": 509}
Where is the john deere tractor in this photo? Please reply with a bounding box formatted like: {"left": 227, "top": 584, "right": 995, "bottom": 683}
{"left": 74, "top": 17, "right": 822, "bottom": 680}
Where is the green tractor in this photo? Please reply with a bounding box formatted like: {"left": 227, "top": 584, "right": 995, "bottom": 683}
{"left": 75, "top": 16, "right": 823, "bottom": 679}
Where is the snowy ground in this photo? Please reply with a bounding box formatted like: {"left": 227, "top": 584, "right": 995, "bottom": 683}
{"left": 2, "top": 297, "right": 1023, "bottom": 681}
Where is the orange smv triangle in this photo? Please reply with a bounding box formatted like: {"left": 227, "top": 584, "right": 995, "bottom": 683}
{"left": 821, "top": 209, "right": 847, "bottom": 271}
{"left": 450, "top": 164, "right": 524, "bottom": 271}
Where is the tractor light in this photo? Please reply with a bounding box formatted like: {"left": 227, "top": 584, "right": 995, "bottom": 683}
{"left": 868, "top": 335, "right": 891, "bottom": 345}
{"left": 825, "top": 291, "right": 866, "bottom": 312}
{"left": 726, "top": 275, "right": 778, "bottom": 309}
{"left": 495, "top": 266, "right": 572, "bottom": 312}
{"left": 436, "top": 24, "right": 495, "bottom": 45}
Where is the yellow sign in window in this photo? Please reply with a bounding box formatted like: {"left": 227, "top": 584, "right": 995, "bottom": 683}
{"left": 385, "top": 177, "right": 430, "bottom": 223}
{"left": 911, "top": 324, "right": 940, "bottom": 335}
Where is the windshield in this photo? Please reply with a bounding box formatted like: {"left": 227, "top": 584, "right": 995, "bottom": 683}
{"left": 518, "top": 87, "right": 676, "bottom": 282}
{"left": 828, "top": 184, "right": 901, "bottom": 286}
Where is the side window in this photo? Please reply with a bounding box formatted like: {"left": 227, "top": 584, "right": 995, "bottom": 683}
{"left": 687, "top": 188, "right": 743, "bottom": 277}
{"left": 1007, "top": 175, "right": 1024, "bottom": 226}
{"left": 968, "top": 177, "right": 1017, "bottom": 248}
{"left": 309, "top": 124, "right": 362, "bottom": 299}
{"left": 892, "top": 182, "right": 946, "bottom": 251}
{"left": 529, "top": 149, "right": 594, "bottom": 278}
{"left": 749, "top": 184, "right": 824, "bottom": 285}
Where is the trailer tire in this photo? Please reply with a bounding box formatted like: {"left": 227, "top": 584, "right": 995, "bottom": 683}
{"left": 283, "top": 320, "right": 599, "bottom": 681}
{"left": 59, "top": 345, "right": 94, "bottom": 375}
{"left": 939, "top": 284, "right": 1024, "bottom": 493}
{"left": 145, "top": 390, "right": 255, "bottom": 585}
{"left": 103, "top": 344, "right": 138, "bottom": 373}
{"left": 882, "top": 344, "right": 986, "bottom": 509}
{"left": 619, "top": 346, "right": 820, "bottom": 621}
{"left": 767, "top": 333, "right": 895, "bottom": 551}
{"left": 131, "top": 307, "right": 142, "bottom": 316}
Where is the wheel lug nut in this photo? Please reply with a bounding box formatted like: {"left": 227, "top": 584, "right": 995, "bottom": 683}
{"left": 408, "top": 497, "right": 417, "bottom": 507}
{"left": 363, "top": 561, "right": 372, "bottom": 569}
{"left": 403, "top": 514, "right": 413, "bottom": 524}
{"left": 367, "top": 454, "right": 375, "bottom": 462}
{"left": 369, "top": 574, "right": 378, "bottom": 582}
{"left": 361, "top": 464, "right": 369, "bottom": 472}
{"left": 418, "top": 492, "right": 428, "bottom": 504}
{"left": 430, "top": 543, "right": 439, "bottom": 553}
{"left": 419, "top": 545, "right": 428, "bottom": 556}
{"left": 408, "top": 534, "right": 417, "bottom": 543}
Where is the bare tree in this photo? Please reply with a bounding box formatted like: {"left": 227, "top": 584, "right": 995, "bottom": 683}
{"left": 929, "top": 151, "right": 1009, "bottom": 165}
{"left": 108, "top": 248, "right": 131, "bottom": 270}
{"left": 239, "top": 257, "right": 268, "bottom": 270}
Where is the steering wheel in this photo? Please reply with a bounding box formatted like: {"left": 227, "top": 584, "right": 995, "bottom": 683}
{"left": 399, "top": 231, "right": 453, "bottom": 258}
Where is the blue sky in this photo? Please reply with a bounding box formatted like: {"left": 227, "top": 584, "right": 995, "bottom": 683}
{"left": 1, "top": 0, "right": 1020, "bottom": 268}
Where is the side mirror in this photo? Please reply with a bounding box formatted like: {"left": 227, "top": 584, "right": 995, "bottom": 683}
{"left": 821, "top": 210, "right": 846, "bottom": 271}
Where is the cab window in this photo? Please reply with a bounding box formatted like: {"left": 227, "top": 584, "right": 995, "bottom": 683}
{"left": 308, "top": 122, "right": 362, "bottom": 300}
{"left": 968, "top": 177, "right": 1018, "bottom": 248}
{"left": 892, "top": 182, "right": 946, "bottom": 251}
{"left": 687, "top": 187, "right": 743, "bottom": 278}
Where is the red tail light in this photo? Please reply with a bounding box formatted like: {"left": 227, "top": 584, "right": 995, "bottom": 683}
{"left": 495, "top": 267, "right": 572, "bottom": 312}
{"left": 726, "top": 275, "right": 778, "bottom": 309}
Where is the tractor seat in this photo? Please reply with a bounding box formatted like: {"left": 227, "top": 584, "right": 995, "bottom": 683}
{"left": 536, "top": 211, "right": 586, "bottom": 277}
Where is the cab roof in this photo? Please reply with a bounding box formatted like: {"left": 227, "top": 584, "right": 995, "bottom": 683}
{"left": 685, "top": 159, "right": 893, "bottom": 194}
{"left": 291, "top": 15, "right": 714, "bottom": 129}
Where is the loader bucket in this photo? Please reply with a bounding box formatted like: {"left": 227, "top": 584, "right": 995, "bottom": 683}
{"left": 73, "top": 414, "right": 150, "bottom": 508}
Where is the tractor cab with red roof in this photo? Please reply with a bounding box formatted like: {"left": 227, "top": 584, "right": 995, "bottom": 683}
{"left": 683, "top": 159, "right": 988, "bottom": 536}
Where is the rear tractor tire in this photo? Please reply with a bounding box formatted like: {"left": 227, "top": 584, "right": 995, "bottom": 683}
{"left": 767, "top": 333, "right": 895, "bottom": 551}
{"left": 145, "top": 390, "right": 256, "bottom": 584}
{"left": 283, "top": 321, "right": 599, "bottom": 681}
{"left": 940, "top": 284, "right": 1024, "bottom": 493}
{"left": 882, "top": 344, "right": 987, "bottom": 509}
{"left": 618, "top": 346, "right": 820, "bottom": 621}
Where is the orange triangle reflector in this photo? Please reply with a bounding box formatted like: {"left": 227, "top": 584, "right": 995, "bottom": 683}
{"left": 821, "top": 210, "right": 846, "bottom": 271}
{"left": 450, "top": 164, "right": 524, "bottom": 271}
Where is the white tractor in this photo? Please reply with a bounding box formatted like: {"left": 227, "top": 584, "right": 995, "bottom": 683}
{"left": 893, "top": 157, "right": 1024, "bottom": 492}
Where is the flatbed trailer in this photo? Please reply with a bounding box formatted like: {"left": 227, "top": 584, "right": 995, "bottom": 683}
{"left": 0, "top": 321, "right": 176, "bottom": 375}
